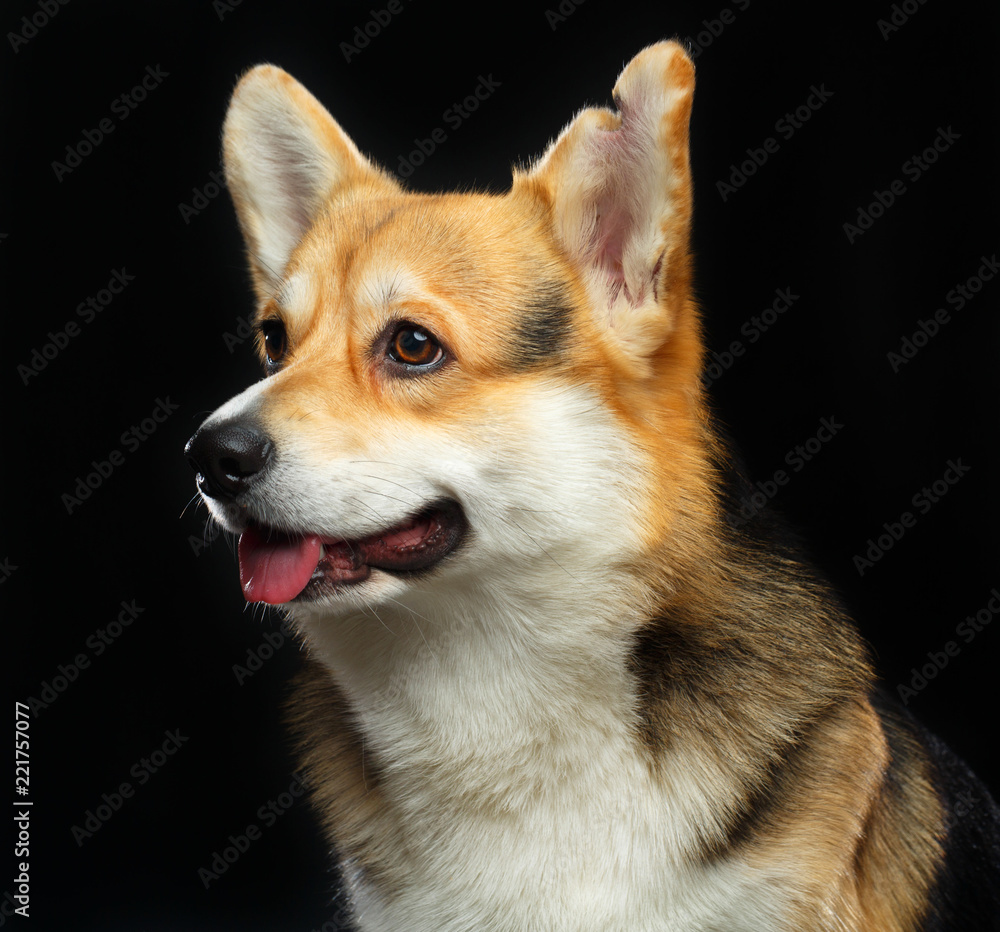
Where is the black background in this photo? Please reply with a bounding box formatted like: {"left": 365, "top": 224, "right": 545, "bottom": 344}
{"left": 4, "top": 1, "right": 998, "bottom": 929}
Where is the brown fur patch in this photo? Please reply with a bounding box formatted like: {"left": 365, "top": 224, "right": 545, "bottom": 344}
{"left": 627, "top": 441, "right": 946, "bottom": 926}
{"left": 284, "top": 657, "right": 395, "bottom": 901}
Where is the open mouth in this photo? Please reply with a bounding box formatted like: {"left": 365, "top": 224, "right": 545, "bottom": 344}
{"left": 237, "top": 500, "right": 467, "bottom": 605}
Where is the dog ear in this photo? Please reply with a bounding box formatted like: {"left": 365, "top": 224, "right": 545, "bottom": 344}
{"left": 222, "top": 65, "right": 396, "bottom": 301}
{"left": 517, "top": 42, "right": 695, "bottom": 366}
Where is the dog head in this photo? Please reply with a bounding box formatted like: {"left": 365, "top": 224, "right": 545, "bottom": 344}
{"left": 186, "top": 43, "right": 707, "bottom": 631}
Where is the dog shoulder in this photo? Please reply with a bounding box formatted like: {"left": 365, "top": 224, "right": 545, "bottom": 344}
{"left": 870, "top": 691, "right": 1000, "bottom": 930}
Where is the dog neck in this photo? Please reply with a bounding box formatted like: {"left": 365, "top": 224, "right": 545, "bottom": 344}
{"left": 290, "top": 564, "right": 650, "bottom": 804}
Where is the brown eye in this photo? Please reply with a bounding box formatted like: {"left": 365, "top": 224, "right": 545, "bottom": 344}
{"left": 260, "top": 319, "right": 287, "bottom": 369}
{"left": 388, "top": 324, "right": 443, "bottom": 368}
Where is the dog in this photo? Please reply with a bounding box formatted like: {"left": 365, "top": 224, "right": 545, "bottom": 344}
{"left": 185, "top": 41, "right": 1000, "bottom": 931}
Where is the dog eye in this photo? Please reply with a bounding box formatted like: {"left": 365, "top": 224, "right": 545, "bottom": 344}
{"left": 260, "top": 319, "right": 288, "bottom": 369}
{"left": 387, "top": 324, "right": 443, "bottom": 368}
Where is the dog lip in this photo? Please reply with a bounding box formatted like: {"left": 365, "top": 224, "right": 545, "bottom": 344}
{"left": 355, "top": 499, "right": 467, "bottom": 574}
{"left": 278, "top": 498, "right": 467, "bottom": 601}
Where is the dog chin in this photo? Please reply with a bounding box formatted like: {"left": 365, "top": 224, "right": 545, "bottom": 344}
{"left": 285, "top": 567, "right": 412, "bottom": 617}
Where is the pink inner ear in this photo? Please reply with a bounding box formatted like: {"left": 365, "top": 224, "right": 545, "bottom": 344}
{"left": 587, "top": 99, "right": 650, "bottom": 307}
{"left": 593, "top": 192, "right": 631, "bottom": 300}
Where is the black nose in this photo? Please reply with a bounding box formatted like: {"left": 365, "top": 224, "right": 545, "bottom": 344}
{"left": 184, "top": 421, "right": 274, "bottom": 501}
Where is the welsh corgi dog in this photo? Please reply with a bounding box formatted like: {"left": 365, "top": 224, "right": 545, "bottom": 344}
{"left": 185, "top": 41, "right": 1000, "bottom": 932}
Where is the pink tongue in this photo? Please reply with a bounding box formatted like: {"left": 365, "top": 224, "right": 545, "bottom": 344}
{"left": 238, "top": 526, "right": 322, "bottom": 605}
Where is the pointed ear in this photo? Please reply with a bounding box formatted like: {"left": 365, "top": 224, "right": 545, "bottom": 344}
{"left": 222, "top": 64, "right": 397, "bottom": 301}
{"left": 516, "top": 42, "right": 695, "bottom": 363}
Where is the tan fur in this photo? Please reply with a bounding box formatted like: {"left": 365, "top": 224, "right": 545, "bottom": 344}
{"left": 286, "top": 660, "right": 396, "bottom": 895}
{"left": 205, "top": 41, "right": 956, "bottom": 930}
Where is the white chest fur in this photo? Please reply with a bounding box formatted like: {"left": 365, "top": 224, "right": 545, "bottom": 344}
{"left": 296, "top": 588, "right": 790, "bottom": 932}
